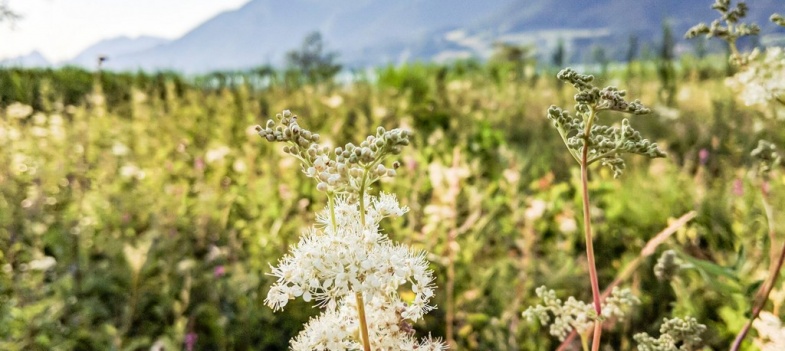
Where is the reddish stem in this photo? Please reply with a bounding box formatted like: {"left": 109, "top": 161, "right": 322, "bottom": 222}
{"left": 580, "top": 131, "right": 603, "bottom": 351}
{"left": 730, "top": 185, "right": 784, "bottom": 351}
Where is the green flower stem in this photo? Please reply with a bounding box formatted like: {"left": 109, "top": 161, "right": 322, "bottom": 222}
{"left": 359, "top": 168, "right": 369, "bottom": 227}
{"left": 731, "top": 185, "right": 785, "bottom": 351}
{"left": 587, "top": 148, "right": 621, "bottom": 165}
{"left": 580, "top": 108, "right": 603, "bottom": 351}
{"left": 556, "top": 127, "right": 581, "bottom": 164}
{"left": 328, "top": 193, "right": 337, "bottom": 234}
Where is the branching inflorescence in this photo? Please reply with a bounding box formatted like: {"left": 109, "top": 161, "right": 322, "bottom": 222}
{"left": 529, "top": 68, "right": 665, "bottom": 351}
{"left": 634, "top": 317, "right": 707, "bottom": 351}
{"left": 548, "top": 68, "right": 665, "bottom": 178}
{"left": 684, "top": 0, "right": 760, "bottom": 65}
{"left": 523, "top": 286, "right": 639, "bottom": 341}
{"left": 256, "top": 110, "right": 445, "bottom": 351}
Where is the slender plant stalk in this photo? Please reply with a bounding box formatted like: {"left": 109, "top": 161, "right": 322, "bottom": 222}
{"left": 579, "top": 109, "right": 603, "bottom": 351}
{"left": 445, "top": 147, "right": 461, "bottom": 348}
{"left": 730, "top": 185, "right": 784, "bottom": 351}
{"left": 355, "top": 292, "right": 372, "bottom": 351}
{"left": 328, "top": 194, "right": 337, "bottom": 234}
{"left": 355, "top": 170, "right": 371, "bottom": 351}
{"left": 557, "top": 211, "right": 698, "bottom": 351}
{"left": 446, "top": 226, "right": 456, "bottom": 347}
{"left": 328, "top": 185, "right": 371, "bottom": 351}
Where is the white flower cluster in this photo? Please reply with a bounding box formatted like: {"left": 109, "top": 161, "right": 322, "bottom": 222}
{"left": 633, "top": 316, "right": 706, "bottom": 351}
{"left": 290, "top": 295, "right": 445, "bottom": 351}
{"left": 726, "top": 47, "right": 785, "bottom": 107}
{"left": 523, "top": 286, "right": 640, "bottom": 340}
{"left": 753, "top": 312, "right": 785, "bottom": 351}
{"left": 265, "top": 192, "right": 444, "bottom": 350}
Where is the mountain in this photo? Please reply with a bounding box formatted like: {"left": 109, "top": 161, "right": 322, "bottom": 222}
{"left": 0, "top": 50, "right": 50, "bottom": 68}
{"left": 67, "top": 35, "right": 169, "bottom": 69}
{"left": 102, "top": 0, "right": 510, "bottom": 72}
{"left": 95, "top": 0, "right": 785, "bottom": 73}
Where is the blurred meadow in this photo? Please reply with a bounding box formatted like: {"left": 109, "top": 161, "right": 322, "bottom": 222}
{"left": 2, "top": 12, "right": 785, "bottom": 351}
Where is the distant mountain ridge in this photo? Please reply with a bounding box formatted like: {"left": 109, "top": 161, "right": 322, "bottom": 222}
{"left": 0, "top": 50, "right": 50, "bottom": 68}
{"left": 67, "top": 0, "right": 785, "bottom": 73}
{"left": 67, "top": 35, "right": 170, "bottom": 69}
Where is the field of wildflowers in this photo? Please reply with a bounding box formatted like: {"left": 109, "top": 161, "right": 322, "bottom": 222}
{"left": 2, "top": 1, "right": 785, "bottom": 350}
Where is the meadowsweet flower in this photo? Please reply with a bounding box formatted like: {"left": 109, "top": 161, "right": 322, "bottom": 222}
{"left": 266, "top": 195, "right": 435, "bottom": 313}
{"left": 28, "top": 256, "right": 57, "bottom": 271}
{"left": 6, "top": 102, "right": 32, "bottom": 119}
{"left": 753, "top": 312, "right": 785, "bottom": 351}
{"left": 205, "top": 145, "right": 231, "bottom": 163}
{"left": 258, "top": 110, "right": 444, "bottom": 350}
{"left": 634, "top": 316, "right": 706, "bottom": 351}
{"left": 524, "top": 199, "right": 547, "bottom": 222}
{"left": 725, "top": 47, "right": 785, "bottom": 107}
{"left": 523, "top": 286, "right": 639, "bottom": 341}
{"left": 290, "top": 296, "right": 446, "bottom": 351}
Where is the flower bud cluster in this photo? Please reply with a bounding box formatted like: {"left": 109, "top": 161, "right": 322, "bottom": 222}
{"left": 256, "top": 110, "right": 410, "bottom": 194}
{"left": 685, "top": 0, "right": 760, "bottom": 65}
{"left": 654, "top": 250, "right": 683, "bottom": 281}
{"left": 772, "top": 13, "right": 785, "bottom": 27}
{"left": 751, "top": 139, "right": 782, "bottom": 176}
{"left": 633, "top": 316, "right": 706, "bottom": 351}
{"left": 547, "top": 69, "right": 666, "bottom": 177}
{"left": 557, "top": 69, "right": 651, "bottom": 115}
{"left": 523, "top": 286, "right": 639, "bottom": 341}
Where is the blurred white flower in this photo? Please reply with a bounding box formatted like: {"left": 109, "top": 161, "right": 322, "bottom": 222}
{"left": 112, "top": 142, "right": 130, "bottom": 156}
{"left": 322, "top": 95, "right": 344, "bottom": 108}
{"left": 558, "top": 215, "right": 578, "bottom": 234}
{"left": 120, "top": 164, "right": 146, "bottom": 180}
{"left": 524, "top": 199, "right": 547, "bottom": 222}
{"left": 232, "top": 159, "right": 247, "bottom": 173}
{"left": 31, "top": 126, "right": 48, "bottom": 138}
{"left": 205, "top": 146, "right": 231, "bottom": 163}
{"left": 726, "top": 47, "right": 785, "bottom": 107}
{"left": 29, "top": 256, "right": 57, "bottom": 271}
{"left": 6, "top": 102, "right": 33, "bottom": 119}
{"left": 753, "top": 312, "right": 785, "bottom": 351}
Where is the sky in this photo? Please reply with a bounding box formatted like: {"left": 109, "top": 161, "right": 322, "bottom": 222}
{"left": 0, "top": 0, "right": 250, "bottom": 62}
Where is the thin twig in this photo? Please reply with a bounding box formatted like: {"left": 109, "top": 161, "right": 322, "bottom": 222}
{"left": 730, "top": 186, "right": 783, "bottom": 351}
